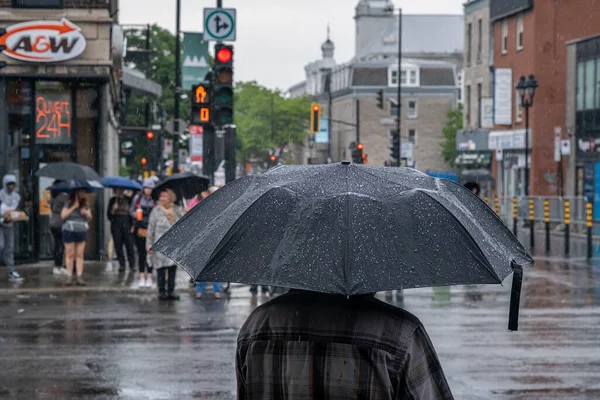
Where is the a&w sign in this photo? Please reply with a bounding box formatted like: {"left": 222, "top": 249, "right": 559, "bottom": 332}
{"left": 0, "top": 18, "right": 86, "bottom": 63}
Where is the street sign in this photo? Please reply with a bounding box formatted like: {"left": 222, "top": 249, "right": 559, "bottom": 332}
{"left": 189, "top": 125, "right": 203, "bottom": 162}
{"left": 561, "top": 140, "right": 571, "bottom": 155}
{"left": 165, "top": 118, "right": 188, "bottom": 135}
{"left": 400, "top": 142, "right": 414, "bottom": 159}
{"left": 204, "top": 8, "right": 236, "bottom": 41}
{"left": 182, "top": 32, "right": 209, "bottom": 91}
{"left": 495, "top": 148, "right": 503, "bottom": 161}
{"left": 554, "top": 126, "right": 562, "bottom": 162}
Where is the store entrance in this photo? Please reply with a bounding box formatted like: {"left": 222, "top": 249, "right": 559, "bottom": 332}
{"left": 37, "top": 151, "right": 72, "bottom": 259}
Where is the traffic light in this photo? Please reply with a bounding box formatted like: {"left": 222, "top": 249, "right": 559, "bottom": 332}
{"left": 145, "top": 131, "right": 158, "bottom": 172}
{"left": 269, "top": 155, "right": 278, "bottom": 167}
{"left": 146, "top": 131, "right": 154, "bottom": 140}
{"left": 191, "top": 82, "right": 212, "bottom": 125}
{"left": 213, "top": 44, "right": 234, "bottom": 126}
{"left": 310, "top": 103, "right": 321, "bottom": 134}
{"left": 376, "top": 89, "right": 384, "bottom": 110}
{"left": 141, "top": 157, "right": 148, "bottom": 167}
{"left": 390, "top": 131, "right": 400, "bottom": 162}
{"left": 352, "top": 143, "right": 364, "bottom": 164}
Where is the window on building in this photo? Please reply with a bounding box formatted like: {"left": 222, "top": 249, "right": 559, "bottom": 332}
{"left": 467, "top": 23, "right": 472, "bottom": 65}
{"left": 477, "top": 84, "right": 482, "bottom": 128}
{"left": 13, "top": 0, "right": 63, "bottom": 7}
{"left": 407, "top": 101, "right": 418, "bottom": 118}
{"left": 516, "top": 91, "right": 523, "bottom": 123}
{"left": 408, "top": 129, "right": 417, "bottom": 145}
{"left": 477, "top": 19, "right": 483, "bottom": 62}
{"left": 517, "top": 14, "right": 524, "bottom": 50}
{"left": 390, "top": 101, "right": 399, "bottom": 117}
{"left": 466, "top": 85, "right": 471, "bottom": 126}
{"left": 575, "top": 38, "right": 600, "bottom": 139}
{"left": 585, "top": 59, "right": 595, "bottom": 110}
{"left": 388, "top": 66, "right": 419, "bottom": 87}
{"left": 502, "top": 19, "right": 508, "bottom": 54}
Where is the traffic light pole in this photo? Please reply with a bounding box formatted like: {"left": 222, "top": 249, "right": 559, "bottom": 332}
{"left": 356, "top": 99, "right": 360, "bottom": 144}
{"left": 172, "top": 0, "right": 181, "bottom": 173}
{"left": 224, "top": 125, "right": 236, "bottom": 183}
{"left": 396, "top": 8, "right": 402, "bottom": 167}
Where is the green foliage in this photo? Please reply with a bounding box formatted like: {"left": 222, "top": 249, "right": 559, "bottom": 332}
{"left": 234, "top": 82, "right": 311, "bottom": 163}
{"left": 440, "top": 104, "right": 463, "bottom": 168}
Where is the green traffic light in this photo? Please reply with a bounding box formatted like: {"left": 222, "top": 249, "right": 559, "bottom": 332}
{"left": 215, "top": 88, "right": 233, "bottom": 104}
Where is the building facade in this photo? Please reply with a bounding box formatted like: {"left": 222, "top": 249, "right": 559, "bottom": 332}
{"left": 288, "top": 0, "right": 463, "bottom": 172}
{"left": 489, "top": 0, "right": 600, "bottom": 198}
{"left": 455, "top": 0, "right": 494, "bottom": 183}
{"left": 0, "top": 0, "right": 122, "bottom": 262}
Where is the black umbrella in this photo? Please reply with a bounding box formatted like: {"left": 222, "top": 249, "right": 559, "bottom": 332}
{"left": 46, "top": 180, "right": 104, "bottom": 193}
{"left": 460, "top": 169, "right": 494, "bottom": 183}
{"left": 36, "top": 162, "right": 101, "bottom": 181}
{"left": 152, "top": 172, "right": 210, "bottom": 201}
{"left": 153, "top": 163, "right": 532, "bottom": 330}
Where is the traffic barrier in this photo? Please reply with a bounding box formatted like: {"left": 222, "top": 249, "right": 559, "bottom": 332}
{"left": 544, "top": 199, "right": 550, "bottom": 253}
{"left": 529, "top": 199, "right": 535, "bottom": 250}
{"left": 587, "top": 203, "right": 593, "bottom": 260}
{"left": 564, "top": 200, "right": 571, "bottom": 257}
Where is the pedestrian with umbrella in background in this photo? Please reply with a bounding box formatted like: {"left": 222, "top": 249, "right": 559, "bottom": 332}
{"left": 153, "top": 163, "right": 532, "bottom": 398}
{"left": 49, "top": 181, "right": 69, "bottom": 275}
{"left": 54, "top": 180, "right": 103, "bottom": 286}
{"left": 147, "top": 188, "right": 184, "bottom": 301}
{"left": 0, "top": 174, "right": 23, "bottom": 282}
{"left": 102, "top": 177, "right": 141, "bottom": 272}
{"left": 130, "top": 178, "right": 157, "bottom": 288}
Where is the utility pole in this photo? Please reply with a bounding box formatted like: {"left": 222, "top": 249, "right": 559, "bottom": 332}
{"left": 327, "top": 70, "right": 333, "bottom": 163}
{"left": 396, "top": 8, "right": 402, "bottom": 167}
{"left": 356, "top": 99, "right": 360, "bottom": 144}
{"left": 172, "top": 0, "right": 181, "bottom": 173}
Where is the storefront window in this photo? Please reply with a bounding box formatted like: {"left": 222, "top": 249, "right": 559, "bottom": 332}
{"left": 35, "top": 87, "right": 73, "bottom": 146}
{"left": 7, "top": 79, "right": 34, "bottom": 259}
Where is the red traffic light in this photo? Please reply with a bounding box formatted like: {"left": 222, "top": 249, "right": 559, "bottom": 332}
{"left": 146, "top": 132, "right": 154, "bottom": 139}
{"left": 357, "top": 143, "right": 364, "bottom": 151}
{"left": 216, "top": 47, "right": 233, "bottom": 63}
{"left": 312, "top": 105, "right": 320, "bottom": 112}
{"left": 270, "top": 155, "right": 277, "bottom": 162}
{"left": 141, "top": 157, "right": 147, "bottom": 165}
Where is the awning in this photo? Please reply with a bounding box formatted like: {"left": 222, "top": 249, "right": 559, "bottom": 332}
{"left": 121, "top": 67, "right": 162, "bottom": 97}
{"left": 455, "top": 151, "right": 492, "bottom": 167}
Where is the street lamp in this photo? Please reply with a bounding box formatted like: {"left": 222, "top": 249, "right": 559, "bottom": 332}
{"left": 516, "top": 74, "right": 538, "bottom": 196}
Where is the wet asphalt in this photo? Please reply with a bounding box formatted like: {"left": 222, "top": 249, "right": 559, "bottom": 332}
{"left": 1, "top": 255, "right": 600, "bottom": 399}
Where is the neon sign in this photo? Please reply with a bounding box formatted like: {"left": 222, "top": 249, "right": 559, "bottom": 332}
{"left": 36, "top": 91, "right": 72, "bottom": 144}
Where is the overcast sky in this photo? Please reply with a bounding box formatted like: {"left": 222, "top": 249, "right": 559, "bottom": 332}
{"left": 121, "top": 0, "right": 464, "bottom": 91}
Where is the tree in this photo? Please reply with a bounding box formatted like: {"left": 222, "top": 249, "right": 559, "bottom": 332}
{"left": 440, "top": 104, "right": 463, "bottom": 168}
{"left": 234, "top": 81, "right": 311, "bottom": 164}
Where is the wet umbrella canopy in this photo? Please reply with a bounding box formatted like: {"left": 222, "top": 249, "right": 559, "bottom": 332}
{"left": 101, "top": 176, "right": 142, "bottom": 191}
{"left": 153, "top": 163, "right": 533, "bottom": 330}
{"left": 35, "top": 162, "right": 102, "bottom": 181}
{"left": 152, "top": 172, "right": 210, "bottom": 202}
{"left": 47, "top": 180, "right": 104, "bottom": 193}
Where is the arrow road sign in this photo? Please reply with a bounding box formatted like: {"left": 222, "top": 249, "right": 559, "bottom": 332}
{"left": 204, "top": 8, "right": 236, "bottom": 41}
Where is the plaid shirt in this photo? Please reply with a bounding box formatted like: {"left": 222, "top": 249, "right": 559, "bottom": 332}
{"left": 236, "top": 291, "right": 453, "bottom": 400}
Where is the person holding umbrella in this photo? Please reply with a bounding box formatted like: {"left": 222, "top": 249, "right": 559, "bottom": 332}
{"left": 153, "top": 163, "right": 532, "bottom": 398}
{"left": 130, "top": 178, "right": 157, "bottom": 288}
{"left": 107, "top": 188, "right": 135, "bottom": 272}
{"left": 61, "top": 189, "right": 92, "bottom": 286}
{"left": 146, "top": 189, "right": 184, "bottom": 301}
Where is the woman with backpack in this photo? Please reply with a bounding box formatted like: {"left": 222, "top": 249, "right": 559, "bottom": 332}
{"left": 130, "top": 178, "right": 157, "bottom": 288}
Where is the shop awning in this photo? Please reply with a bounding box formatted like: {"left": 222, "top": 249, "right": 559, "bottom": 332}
{"left": 455, "top": 151, "right": 492, "bottom": 167}
{"left": 121, "top": 67, "right": 162, "bottom": 97}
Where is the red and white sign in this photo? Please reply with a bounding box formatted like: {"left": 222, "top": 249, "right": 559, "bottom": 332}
{"left": 189, "top": 125, "right": 203, "bottom": 162}
{"left": 0, "top": 18, "right": 86, "bottom": 62}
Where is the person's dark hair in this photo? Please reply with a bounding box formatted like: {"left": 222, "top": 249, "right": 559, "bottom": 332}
{"left": 464, "top": 182, "right": 481, "bottom": 195}
{"left": 69, "top": 191, "right": 87, "bottom": 208}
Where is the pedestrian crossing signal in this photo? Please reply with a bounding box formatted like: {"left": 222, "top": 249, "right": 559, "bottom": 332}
{"left": 310, "top": 103, "right": 321, "bottom": 134}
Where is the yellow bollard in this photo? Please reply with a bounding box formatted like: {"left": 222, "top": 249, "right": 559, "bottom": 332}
{"left": 494, "top": 197, "right": 500, "bottom": 215}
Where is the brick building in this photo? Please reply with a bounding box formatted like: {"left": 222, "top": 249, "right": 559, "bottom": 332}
{"left": 489, "top": 0, "right": 600, "bottom": 197}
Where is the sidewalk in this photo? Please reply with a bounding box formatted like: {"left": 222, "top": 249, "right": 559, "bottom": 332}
{"left": 0, "top": 261, "right": 201, "bottom": 295}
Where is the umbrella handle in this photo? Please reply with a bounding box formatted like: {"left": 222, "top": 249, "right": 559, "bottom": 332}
{"left": 508, "top": 263, "right": 523, "bottom": 332}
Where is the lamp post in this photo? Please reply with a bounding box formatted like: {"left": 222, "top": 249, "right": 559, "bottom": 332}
{"left": 516, "top": 74, "right": 538, "bottom": 196}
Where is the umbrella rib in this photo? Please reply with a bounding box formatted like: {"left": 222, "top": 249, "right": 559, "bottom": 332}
{"left": 418, "top": 190, "right": 502, "bottom": 282}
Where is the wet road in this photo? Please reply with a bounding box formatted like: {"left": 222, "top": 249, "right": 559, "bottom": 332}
{"left": 1, "top": 258, "right": 600, "bottom": 399}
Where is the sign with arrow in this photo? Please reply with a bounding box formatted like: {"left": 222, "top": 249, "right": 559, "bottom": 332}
{"left": 204, "top": 8, "right": 236, "bottom": 42}
{"left": 182, "top": 32, "right": 209, "bottom": 90}
{"left": 0, "top": 18, "right": 86, "bottom": 62}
